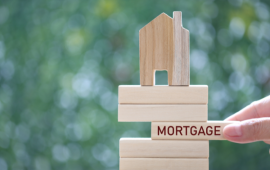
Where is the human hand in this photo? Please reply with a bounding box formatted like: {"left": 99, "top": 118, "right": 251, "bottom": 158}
{"left": 223, "top": 96, "right": 270, "bottom": 144}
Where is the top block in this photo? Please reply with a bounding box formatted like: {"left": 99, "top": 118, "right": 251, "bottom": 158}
{"left": 139, "top": 12, "right": 190, "bottom": 86}
{"left": 118, "top": 85, "right": 208, "bottom": 104}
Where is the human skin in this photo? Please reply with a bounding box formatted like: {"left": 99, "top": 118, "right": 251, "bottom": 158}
{"left": 223, "top": 96, "right": 270, "bottom": 144}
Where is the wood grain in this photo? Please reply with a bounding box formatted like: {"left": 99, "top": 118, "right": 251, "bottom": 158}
{"left": 139, "top": 13, "right": 173, "bottom": 85}
{"left": 120, "top": 158, "right": 208, "bottom": 170}
{"left": 118, "top": 104, "right": 207, "bottom": 122}
{"left": 172, "top": 11, "right": 190, "bottom": 85}
{"left": 151, "top": 121, "right": 238, "bottom": 140}
{"left": 139, "top": 12, "right": 190, "bottom": 86}
{"left": 120, "top": 138, "right": 209, "bottom": 158}
{"left": 118, "top": 85, "right": 208, "bottom": 104}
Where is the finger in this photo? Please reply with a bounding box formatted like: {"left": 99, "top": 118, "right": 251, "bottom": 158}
{"left": 223, "top": 118, "right": 270, "bottom": 143}
{"left": 225, "top": 102, "right": 258, "bottom": 121}
{"left": 225, "top": 96, "right": 270, "bottom": 121}
{"left": 263, "top": 140, "right": 270, "bottom": 145}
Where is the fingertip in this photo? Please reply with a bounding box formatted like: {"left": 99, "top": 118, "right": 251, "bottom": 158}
{"left": 223, "top": 124, "right": 243, "bottom": 137}
{"left": 263, "top": 140, "right": 270, "bottom": 145}
{"left": 224, "top": 115, "right": 238, "bottom": 121}
{"left": 223, "top": 123, "right": 246, "bottom": 143}
{"left": 224, "top": 117, "right": 233, "bottom": 121}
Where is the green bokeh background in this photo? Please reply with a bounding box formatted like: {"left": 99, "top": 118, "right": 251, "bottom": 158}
{"left": 0, "top": 0, "right": 270, "bottom": 169}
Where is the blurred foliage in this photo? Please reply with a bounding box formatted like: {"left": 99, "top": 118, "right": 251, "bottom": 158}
{"left": 0, "top": 0, "right": 270, "bottom": 170}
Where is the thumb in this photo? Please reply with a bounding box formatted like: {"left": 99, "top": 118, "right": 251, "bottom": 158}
{"left": 223, "top": 118, "right": 270, "bottom": 143}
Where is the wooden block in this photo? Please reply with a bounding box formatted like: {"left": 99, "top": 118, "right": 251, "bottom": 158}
{"left": 139, "top": 13, "right": 173, "bottom": 86}
{"left": 139, "top": 12, "right": 190, "bottom": 86}
{"left": 118, "top": 104, "right": 207, "bottom": 122}
{"left": 118, "top": 85, "right": 208, "bottom": 104}
{"left": 120, "top": 138, "right": 209, "bottom": 158}
{"left": 151, "top": 121, "right": 238, "bottom": 140}
{"left": 120, "top": 158, "right": 208, "bottom": 170}
{"left": 173, "top": 11, "right": 190, "bottom": 85}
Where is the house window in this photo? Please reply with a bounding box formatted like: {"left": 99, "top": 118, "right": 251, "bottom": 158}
{"left": 155, "top": 70, "right": 168, "bottom": 85}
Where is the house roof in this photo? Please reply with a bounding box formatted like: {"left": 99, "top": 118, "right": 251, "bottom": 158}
{"left": 139, "top": 13, "right": 172, "bottom": 32}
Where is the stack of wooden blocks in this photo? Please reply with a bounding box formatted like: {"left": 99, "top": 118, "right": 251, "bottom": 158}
{"left": 118, "top": 12, "right": 234, "bottom": 170}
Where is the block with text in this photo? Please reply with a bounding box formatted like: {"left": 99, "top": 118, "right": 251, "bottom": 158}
{"left": 151, "top": 121, "right": 237, "bottom": 140}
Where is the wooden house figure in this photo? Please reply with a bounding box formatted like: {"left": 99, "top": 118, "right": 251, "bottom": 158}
{"left": 139, "top": 12, "right": 190, "bottom": 86}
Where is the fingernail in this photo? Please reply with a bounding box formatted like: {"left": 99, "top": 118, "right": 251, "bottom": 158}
{"left": 224, "top": 124, "right": 243, "bottom": 137}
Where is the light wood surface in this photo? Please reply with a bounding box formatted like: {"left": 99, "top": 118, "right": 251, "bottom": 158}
{"left": 120, "top": 138, "right": 209, "bottom": 158}
{"left": 173, "top": 11, "right": 190, "bottom": 85}
{"left": 120, "top": 158, "right": 208, "bottom": 170}
{"left": 139, "top": 12, "right": 190, "bottom": 86}
{"left": 139, "top": 13, "right": 174, "bottom": 86}
{"left": 118, "top": 85, "right": 208, "bottom": 104}
{"left": 151, "top": 121, "right": 238, "bottom": 140}
{"left": 139, "top": 13, "right": 173, "bottom": 85}
{"left": 118, "top": 104, "right": 207, "bottom": 122}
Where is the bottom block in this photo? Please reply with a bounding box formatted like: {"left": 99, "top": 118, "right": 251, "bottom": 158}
{"left": 120, "top": 138, "right": 209, "bottom": 158}
{"left": 120, "top": 158, "right": 209, "bottom": 170}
